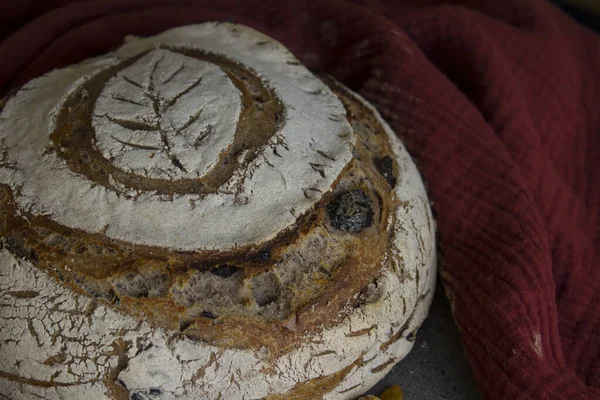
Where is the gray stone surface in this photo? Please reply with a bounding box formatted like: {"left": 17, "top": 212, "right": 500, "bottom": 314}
{"left": 366, "top": 282, "right": 481, "bottom": 399}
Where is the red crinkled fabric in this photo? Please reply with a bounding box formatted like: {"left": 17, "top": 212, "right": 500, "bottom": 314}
{"left": 1, "top": 1, "right": 599, "bottom": 399}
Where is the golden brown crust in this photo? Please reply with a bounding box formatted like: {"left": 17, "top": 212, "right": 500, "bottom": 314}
{"left": 264, "top": 356, "right": 363, "bottom": 400}
{"left": 0, "top": 23, "right": 436, "bottom": 400}
{"left": 0, "top": 74, "right": 402, "bottom": 355}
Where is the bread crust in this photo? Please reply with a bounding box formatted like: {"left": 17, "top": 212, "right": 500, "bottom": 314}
{"left": 0, "top": 23, "right": 436, "bottom": 400}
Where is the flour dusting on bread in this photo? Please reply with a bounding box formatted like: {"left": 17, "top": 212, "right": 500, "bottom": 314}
{"left": 0, "top": 23, "right": 436, "bottom": 400}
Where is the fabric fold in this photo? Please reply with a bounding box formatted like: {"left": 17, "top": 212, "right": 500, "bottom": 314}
{"left": 1, "top": 1, "right": 598, "bottom": 399}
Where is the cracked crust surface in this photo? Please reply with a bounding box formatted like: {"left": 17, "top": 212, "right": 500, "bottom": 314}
{"left": 0, "top": 23, "right": 436, "bottom": 400}
{"left": 0, "top": 23, "right": 353, "bottom": 251}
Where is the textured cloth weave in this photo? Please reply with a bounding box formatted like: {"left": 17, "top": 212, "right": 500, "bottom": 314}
{"left": 0, "top": 1, "right": 599, "bottom": 399}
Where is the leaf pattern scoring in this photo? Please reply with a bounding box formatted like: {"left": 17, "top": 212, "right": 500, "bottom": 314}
{"left": 93, "top": 49, "right": 242, "bottom": 180}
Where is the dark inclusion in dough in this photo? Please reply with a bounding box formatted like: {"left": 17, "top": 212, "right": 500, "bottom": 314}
{"left": 210, "top": 264, "right": 240, "bottom": 278}
{"left": 375, "top": 155, "right": 397, "bottom": 188}
{"left": 327, "top": 189, "right": 374, "bottom": 233}
{"left": 200, "top": 311, "right": 218, "bottom": 319}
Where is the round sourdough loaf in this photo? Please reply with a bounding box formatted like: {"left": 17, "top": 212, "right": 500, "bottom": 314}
{"left": 0, "top": 23, "right": 436, "bottom": 400}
